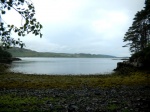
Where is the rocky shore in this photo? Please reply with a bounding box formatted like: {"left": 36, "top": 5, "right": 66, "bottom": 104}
{"left": 0, "top": 86, "right": 149, "bottom": 112}
{"left": 0, "top": 57, "right": 21, "bottom": 64}
{"left": 0, "top": 57, "right": 21, "bottom": 72}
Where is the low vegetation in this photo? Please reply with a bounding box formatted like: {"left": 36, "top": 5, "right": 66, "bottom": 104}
{"left": 0, "top": 70, "right": 149, "bottom": 111}
{"left": 0, "top": 71, "right": 149, "bottom": 89}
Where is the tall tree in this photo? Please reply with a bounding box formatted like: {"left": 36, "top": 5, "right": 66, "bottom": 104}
{"left": 0, "top": 0, "right": 43, "bottom": 48}
{"left": 123, "top": 0, "right": 150, "bottom": 53}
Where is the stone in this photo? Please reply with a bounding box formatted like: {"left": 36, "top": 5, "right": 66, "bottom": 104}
{"left": 67, "top": 104, "right": 78, "bottom": 112}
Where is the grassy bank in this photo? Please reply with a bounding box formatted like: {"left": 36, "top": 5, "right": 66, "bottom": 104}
{"left": 0, "top": 72, "right": 149, "bottom": 89}
{"left": 0, "top": 71, "right": 149, "bottom": 111}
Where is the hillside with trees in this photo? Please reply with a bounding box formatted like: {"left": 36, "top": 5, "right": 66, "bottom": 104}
{"left": 7, "top": 47, "right": 116, "bottom": 58}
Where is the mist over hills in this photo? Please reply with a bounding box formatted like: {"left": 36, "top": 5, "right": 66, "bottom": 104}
{"left": 7, "top": 47, "right": 116, "bottom": 58}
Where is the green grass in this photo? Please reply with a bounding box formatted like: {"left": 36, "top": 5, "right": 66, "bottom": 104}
{"left": 0, "top": 71, "right": 149, "bottom": 111}
{"left": 107, "top": 104, "right": 119, "bottom": 111}
{"left": 0, "top": 71, "right": 149, "bottom": 89}
{"left": 0, "top": 94, "right": 60, "bottom": 111}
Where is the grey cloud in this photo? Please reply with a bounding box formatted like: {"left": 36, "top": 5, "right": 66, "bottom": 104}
{"left": 20, "top": 0, "right": 145, "bottom": 57}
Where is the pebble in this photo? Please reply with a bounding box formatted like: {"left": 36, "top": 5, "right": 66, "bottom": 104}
{"left": 0, "top": 86, "right": 149, "bottom": 111}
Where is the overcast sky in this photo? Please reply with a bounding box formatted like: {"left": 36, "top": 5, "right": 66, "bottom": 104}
{"left": 3, "top": 0, "right": 145, "bottom": 57}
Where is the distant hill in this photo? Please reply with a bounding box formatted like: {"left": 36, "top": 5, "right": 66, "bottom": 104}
{"left": 7, "top": 47, "right": 116, "bottom": 58}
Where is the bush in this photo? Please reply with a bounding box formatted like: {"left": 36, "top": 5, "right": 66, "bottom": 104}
{"left": 0, "top": 63, "right": 9, "bottom": 72}
{"left": 0, "top": 47, "right": 12, "bottom": 59}
{"left": 130, "top": 45, "right": 150, "bottom": 69}
{"left": 0, "top": 47, "right": 12, "bottom": 64}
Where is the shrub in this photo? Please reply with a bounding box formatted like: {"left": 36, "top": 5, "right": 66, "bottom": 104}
{"left": 0, "top": 47, "right": 12, "bottom": 59}
{"left": 130, "top": 45, "right": 150, "bottom": 69}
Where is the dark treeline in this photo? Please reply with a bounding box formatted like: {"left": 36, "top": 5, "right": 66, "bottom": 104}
{"left": 123, "top": 0, "right": 150, "bottom": 53}
{"left": 0, "top": 47, "right": 12, "bottom": 59}
{"left": 0, "top": 47, "right": 12, "bottom": 63}
{"left": 6, "top": 47, "right": 116, "bottom": 58}
{"left": 123, "top": 0, "right": 150, "bottom": 68}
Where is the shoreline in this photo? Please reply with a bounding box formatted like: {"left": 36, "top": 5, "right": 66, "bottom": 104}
{"left": 8, "top": 57, "right": 121, "bottom": 75}
{"left": 0, "top": 71, "right": 149, "bottom": 111}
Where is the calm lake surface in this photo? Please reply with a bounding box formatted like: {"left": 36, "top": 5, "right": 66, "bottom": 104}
{"left": 9, "top": 58, "right": 122, "bottom": 75}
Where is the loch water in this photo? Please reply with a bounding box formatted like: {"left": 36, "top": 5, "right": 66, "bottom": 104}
{"left": 9, "top": 57, "right": 122, "bottom": 75}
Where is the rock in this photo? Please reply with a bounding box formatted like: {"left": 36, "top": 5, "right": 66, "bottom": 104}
{"left": 0, "top": 57, "right": 21, "bottom": 64}
{"left": 85, "top": 107, "right": 94, "bottom": 112}
{"left": 0, "top": 86, "right": 149, "bottom": 111}
{"left": 12, "top": 57, "right": 22, "bottom": 61}
{"left": 46, "top": 100, "right": 51, "bottom": 104}
{"left": 94, "top": 90, "right": 101, "bottom": 95}
{"left": 0, "top": 58, "right": 12, "bottom": 64}
{"left": 23, "top": 110, "right": 28, "bottom": 112}
{"left": 114, "top": 56, "right": 146, "bottom": 71}
{"left": 67, "top": 104, "right": 78, "bottom": 112}
{"left": 114, "top": 61, "right": 136, "bottom": 71}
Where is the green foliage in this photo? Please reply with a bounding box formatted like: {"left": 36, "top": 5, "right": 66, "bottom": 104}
{"left": 107, "top": 104, "right": 119, "bottom": 111}
{"left": 0, "top": 0, "right": 43, "bottom": 48}
{"left": 0, "top": 94, "right": 54, "bottom": 111}
{"left": 0, "top": 47, "right": 12, "bottom": 59}
{"left": 123, "top": 1, "right": 150, "bottom": 53}
{"left": 130, "top": 45, "right": 150, "bottom": 67}
{"left": 0, "top": 63, "right": 9, "bottom": 72}
{"left": 114, "top": 66, "right": 138, "bottom": 76}
{"left": 0, "top": 47, "right": 12, "bottom": 66}
{"left": 123, "top": 0, "right": 150, "bottom": 69}
{"left": 0, "top": 72, "right": 149, "bottom": 89}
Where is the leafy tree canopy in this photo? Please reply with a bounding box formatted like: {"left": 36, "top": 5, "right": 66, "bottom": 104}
{"left": 123, "top": 0, "right": 150, "bottom": 68}
{"left": 0, "top": 0, "right": 43, "bottom": 48}
{"left": 123, "top": 0, "right": 150, "bottom": 53}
